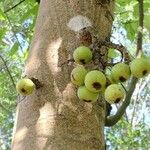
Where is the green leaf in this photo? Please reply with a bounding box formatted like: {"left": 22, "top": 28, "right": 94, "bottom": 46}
{"left": 117, "top": 0, "right": 131, "bottom": 6}
{"left": 9, "top": 43, "right": 19, "bottom": 56}
{"left": 108, "top": 48, "right": 120, "bottom": 58}
{"left": 0, "top": 28, "right": 7, "bottom": 40}
{"left": 20, "top": 5, "right": 38, "bottom": 22}
{"left": 0, "top": 9, "right": 6, "bottom": 20}
{"left": 124, "top": 21, "right": 138, "bottom": 40}
{"left": 144, "top": 15, "right": 150, "bottom": 31}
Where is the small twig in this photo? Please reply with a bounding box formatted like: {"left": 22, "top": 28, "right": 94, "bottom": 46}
{"left": 92, "top": 40, "right": 131, "bottom": 64}
{"left": 105, "top": 77, "right": 138, "bottom": 126}
{"left": 0, "top": 55, "right": 16, "bottom": 88}
{"left": 103, "top": 41, "right": 131, "bottom": 62}
{"left": 4, "top": 0, "right": 26, "bottom": 13}
{"left": 120, "top": 83, "right": 128, "bottom": 93}
{"left": 106, "top": 62, "right": 120, "bottom": 67}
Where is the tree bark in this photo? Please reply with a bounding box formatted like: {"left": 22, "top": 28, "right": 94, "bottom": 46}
{"left": 12, "top": 0, "right": 115, "bottom": 150}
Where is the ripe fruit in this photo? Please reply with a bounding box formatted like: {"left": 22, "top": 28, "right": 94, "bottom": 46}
{"left": 84, "top": 70, "right": 106, "bottom": 93}
{"left": 104, "top": 84, "right": 125, "bottom": 104}
{"left": 111, "top": 63, "right": 131, "bottom": 83}
{"left": 71, "top": 66, "right": 88, "bottom": 86}
{"left": 16, "top": 78, "right": 35, "bottom": 96}
{"left": 130, "top": 58, "right": 150, "bottom": 78}
{"left": 77, "top": 86, "right": 99, "bottom": 102}
{"left": 73, "top": 46, "right": 92, "bottom": 64}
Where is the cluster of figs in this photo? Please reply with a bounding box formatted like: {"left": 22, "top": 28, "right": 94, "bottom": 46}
{"left": 16, "top": 45, "right": 150, "bottom": 104}
{"left": 71, "top": 46, "right": 150, "bottom": 104}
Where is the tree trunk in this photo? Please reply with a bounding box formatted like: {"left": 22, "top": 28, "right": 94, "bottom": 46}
{"left": 12, "top": 0, "right": 115, "bottom": 150}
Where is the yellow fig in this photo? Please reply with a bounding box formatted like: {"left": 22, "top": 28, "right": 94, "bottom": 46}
{"left": 84, "top": 70, "right": 106, "bottom": 93}
{"left": 130, "top": 58, "right": 150, "bottom": 78}
{"left": 111, "top": 63, "right": 131, "bottom": 83}
{"left": 77, "top": 86, "right": 99, "bottom": 103}
{"left": 73, "top": 46, "right": 92, "bottom": 64}
{"left": 71, "top": 65, "right": 88, "bottom": 86}
{"left": 16, "top": 78, "right": 35, "bottom": 96}
{"left": 104, "top": 84, "right": 125, "bottom": 104}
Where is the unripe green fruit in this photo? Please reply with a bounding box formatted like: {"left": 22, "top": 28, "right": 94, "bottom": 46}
{"left": 111, "top": 63, "right": 131, "bottom": 83}
{"left": 85, "top": 70, "right": 106, "bottom": 93}
{"left": 104, "top": 84, "right": 125, "bottom": 104}
{"left": 71, "top": 66, "right": 88, "bottom": 86}
{"left": 130, "top": 58, "right": 150, "bottom": 78}
{"left": 16, "top": 78, "right": 35, "bottom": 96}
{"left": 106, "top": 75, "right": 116, "bottom": 85}
{"left": 73, "top": 46, "right": 92, "bottom": 64}
{"left": 77, "top": 86, "right": 99, "bottom": 103}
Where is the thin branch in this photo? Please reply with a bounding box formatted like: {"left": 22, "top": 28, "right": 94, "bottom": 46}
{"left": 120, "top": 83, "right": 127, "bottom": 93}
{"left": 115, "top": 103, "right": 129, "bottom": 122}
{"left": 93, "top": 40, "right": 132, "bottom": 63}
{"left": 4, "top": 0, "right": 26, "bottom": 13}
{"left": 105, "top": 77, "right": 138, "bottom": 126}
{"left": 105, "top": 0, "right": 144, "bottom": 127}
{"left": 136, "top": 0, "right": 144, "bottom": 56}
{"left": 0, "top": 55, "right": 16, "bottom": 88}
{"left": 130, "top": 0, "right": 144, "bottom": 126}
{"left": 103, "top": 41, "right": 131, "bottom": 62}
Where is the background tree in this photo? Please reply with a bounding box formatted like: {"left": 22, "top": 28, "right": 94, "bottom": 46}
{"left": 0, "top": 0, "right": 149, "bottom": 149}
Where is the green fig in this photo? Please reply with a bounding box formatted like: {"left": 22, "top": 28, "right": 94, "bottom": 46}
{"left": 16, "top": 78, "right": 35, "bottom": 96}
{"left": 106, "top": 74, "right": 116, "bottom": 85}
{"left": 104, "top": 84, "right": 125, "bottom": 104}
{"left": 71, "top": 66, "right": 88, "bottom": 86}
{"left": 130, "top": 58, "right": 150, "bottom": 78}
{"left": 77, "top": 86, "right": 99, "bottom": 103}
{"left": 84, "top": 70, "right": 106, "bottom": 93}
{"left": 73, "top": 46, "right": 92, "bottom": 64}
{"left": 111, "top": 63, "right": 131, "bottom": 83}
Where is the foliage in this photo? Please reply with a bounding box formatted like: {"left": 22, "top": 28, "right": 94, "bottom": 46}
{"left": 106, "top": 118, "right": 150, "bottom": 150}
{"left": 115, "top": 0, "right": 150, "bottom": 40}
{"left": 0, "top": 0, "right": 38, "bottom": 149}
